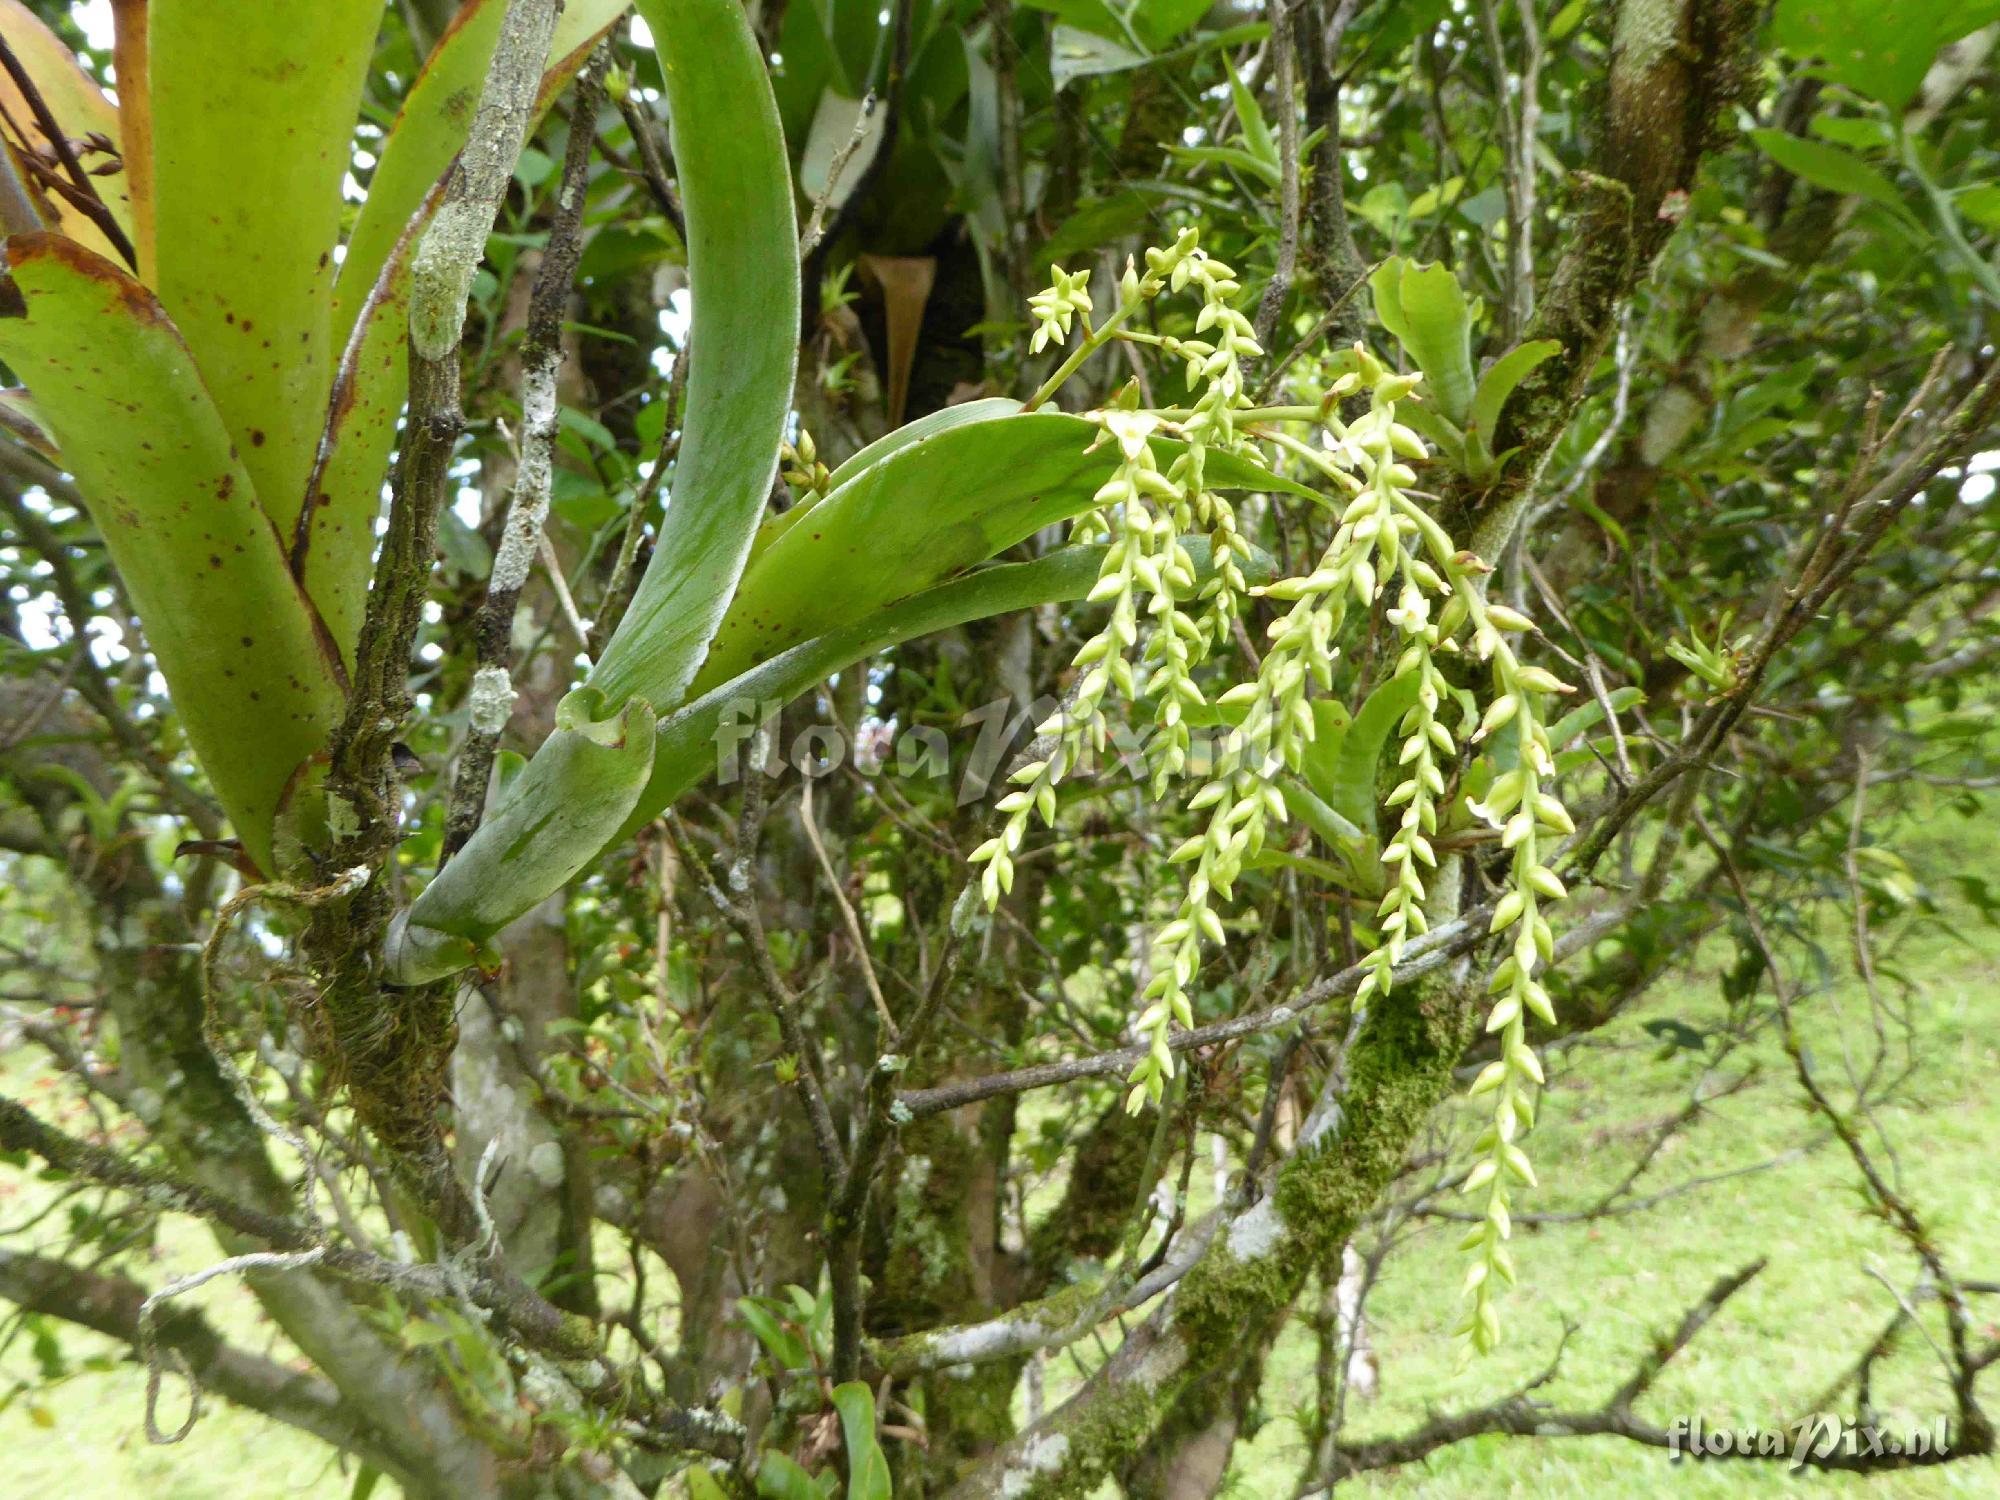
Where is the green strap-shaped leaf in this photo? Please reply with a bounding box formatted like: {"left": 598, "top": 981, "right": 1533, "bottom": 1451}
{"left": 1278, "top": 778, "right": 1368, "bottom": 852}
{"left": 1369, "top": 257, "right": 1477, "bottom": 427}
{"left": 584, "top": 0, "right": 801, "bottom": 718}
{"left": 746, "top": 397, "right": 1025, "bottom": 570}
{"left": 826, "top": 395, "right": 1024, "bottom": 490}
{"left": 0, "top": 233, "right": 346, "bottom": 874}
{"left": 1297, "top": 698, "right": 1351, "bottom": 807}
{"left": 1546, "top": 685, "right": 1643, "bottom": 749}
{"left": 1748, "top": 129, "right": 1920, "bottom": 228}
{"left": 830, "top": 1382, "right": 893, "bottom": 1500}
{"left": 753, "top": 1452, "right": 824, "bottom": 1500}
{"left": 692, "top": 410, "right": 1319, "bottom": 695}
{"left": 1329, "top": 671, "right": 1422, "bottom": 846}
{"left": 299, "top": 184, "right": 448, "bottom": 671}
{"left": 332, "top": 0, "right": 631, "bottom": 349}
{"left": 1224, "top": 55, "right": 1274, "bottom": 166}
{"left": 388, "top": 691, "right": 656, "bottom": 982}
{"left": 148, "top": 0, "right": 381, "bottom": 549}
{"left": 738, "top": 1298, "right": 812, "bottom": 1370}
{"left": 398, "top": 540, "right": 1248, "bottom": 969}
{"left": 636, "top": 547, "right": 1118, "bottom": 826}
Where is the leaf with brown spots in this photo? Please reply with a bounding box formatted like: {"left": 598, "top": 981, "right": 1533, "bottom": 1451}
{"left": 147, "top": 0, "right": 381, "bottom": 554}
{"left": 295, "top": 181, "right": 448, "bottom": 673}
{"left": 0, "top": 231, "right": 345, "bottom": 875}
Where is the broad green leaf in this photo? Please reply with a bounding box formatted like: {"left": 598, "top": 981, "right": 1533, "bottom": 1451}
{"left": 1546, "top": 686, "right": 1644, "bottom": 749}
{"left": 299, "top": 183, "right": 447, "bottom": 670}
{"left": 1748, "top": 129, "right": 1917, "bottom": 226}
{"left": 1135, "top": 0, "right": 1225, "bottom": 48}
{"left": 1772, "top": 0, "right": 2000, "bottom": 111}
{"left": 0, "top": 0, "right": 135, "bottom": 262}
{"left": 738, "top": 1298, "right": 812, "bottom": 1371}
{"left": 830, "top": 1382, "right": 893, "bottom": 1500}
{"left": 391, "top": 690, "right": 656, "bottom": 981}
{"left": 1353, "top": 181, "right": 1411, "bottom": 237}
{"left": 149, "top": 0, "right": 381, "bottom": 550}
{"left": 1298, "top": 699, "right": 1351, "bottom": 806}
{"left": 1030, "top": 0, "right": 1217, "bottom": 50}
{"left": 586, "top": 0, "right": 801, "bottom": 716}
{"left": 1468, "top": 340, "right": 1561, "bottom": 451}
{"left": 693, "top": 411, "right": 1319, "bottom": 695}
{"left": 827, "top": 397, "right": 1025, "bottom": 492}
{"left": 332, "top": 0, "right": 631, "bottom": 349}
{"left": 1050, "top": 24, "right": 1148, "bottom": 89}
{"left": 1369, "top": 258, "right": 1477, "bottom": 426}
{"left": 1019, "top": 1, "right": 1127, "bottom": 44}
{"left": 754, "top": 1452, "right": 824, "bottom": 1500}
{"left": 1036, "top": 189, "right": 1171, "bottom": 276}
{"left": 0, "top": 233, "right": 345, "bottom": 874}
{"left": 748, "top": 398, "right": 1026, "bottom": 569}
{"left": 1810, "top": 113, "right": 1896, "bottom": 153}
{"left": 1279, "top": 778, "right": 1368, "bottom": 854}
{"left": 625, "top": 536, "right": 1256, "bottom": 837}
{"left": 1955, "top": 183, "right": 2000, "bottom": 232}
{"left": 1330, "top": 672, "right": 1423, "bottom": 843}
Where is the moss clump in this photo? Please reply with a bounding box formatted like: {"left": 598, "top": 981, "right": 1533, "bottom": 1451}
{"left": 869, "top": 1117, "right": 981, "bottom": 1335}
{"left": 1175, "top": 977, "right": 1477, "bottom": 1375}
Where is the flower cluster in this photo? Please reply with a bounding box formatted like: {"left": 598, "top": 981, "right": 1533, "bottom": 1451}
{"left": 780, "top": 427, "right": 832, "bottom": 502}
{"left": 1453, "top": 593, "right": 1573, "bottom": 1354}
{"left": 974, "top": 236, "right": 1574, "bottom": 1345}
{"left": 1027, "top": 266, "right": 1094, "bottom": 354}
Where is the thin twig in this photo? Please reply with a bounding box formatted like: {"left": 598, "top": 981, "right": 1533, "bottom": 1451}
{"left": 589, "top": 330, "right": 690, "bottom": 658}
{"left": 665, "top": 810, "right": 848, "bottom": 1181}
{"left": 799, "top": 774, "right": 899, "bottom": 1042}
{"left": 441, "top": 43, "right": 609, "bottom": 863}
{"left": 0, "top": 33, "right": 137, "bottom": 270}
{"left": 799, "top": 90, "right": 877, "bottom": 258}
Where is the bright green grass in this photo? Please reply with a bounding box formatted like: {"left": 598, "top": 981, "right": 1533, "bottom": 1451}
{"left": 1228, "top": 808, "right": 2000, "bottom": 1498}
{"left": 3, "top": 812, "right": 1995, "bottom": 1498}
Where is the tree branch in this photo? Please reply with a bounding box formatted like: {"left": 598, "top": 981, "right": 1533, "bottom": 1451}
{"left": 0, "top": 1248, "right": 397, "bottom": 1469}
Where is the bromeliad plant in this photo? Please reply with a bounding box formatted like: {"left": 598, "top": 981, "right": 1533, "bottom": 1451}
{"left": 1, "top": 1, "right": 1570, "bottom": 1355}
{"left": 0, "top": 0, "right": 629, "bottom": 872}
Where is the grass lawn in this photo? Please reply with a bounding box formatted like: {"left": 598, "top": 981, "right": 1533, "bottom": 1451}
{"left": 2, "top": 804, "right": 1995, "bottom": 1498}
{"left": 1225, "top": 803, "right": 2000, "bottom": 1497}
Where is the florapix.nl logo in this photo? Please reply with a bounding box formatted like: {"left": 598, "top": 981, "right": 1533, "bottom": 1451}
{"left": 1666, "top": 1413, "right": 1952, "bottom": 1471}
